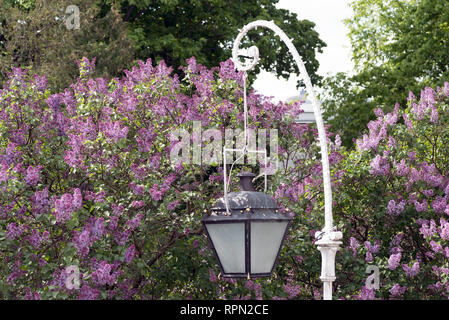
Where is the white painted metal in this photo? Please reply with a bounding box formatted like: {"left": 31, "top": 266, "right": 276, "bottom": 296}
{"left": 231, "top": 20, "right": 342, "bottom": 300}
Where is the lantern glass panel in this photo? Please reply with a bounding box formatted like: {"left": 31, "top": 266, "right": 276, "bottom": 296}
{"left": 206, "top": 223, "right": 246, "bottom": 273}
{"left": 250, "top": 221, "right": 288, "bottom": 274}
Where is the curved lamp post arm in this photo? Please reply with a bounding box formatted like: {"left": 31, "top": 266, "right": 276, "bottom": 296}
{"left": 231, "top": 20, "right": 342, "bottom": 300}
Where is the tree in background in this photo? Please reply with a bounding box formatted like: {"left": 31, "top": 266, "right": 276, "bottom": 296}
{"left": 106, "top": 0, "right": 326, "bottom": 86}
{"left": 1, "top": 0, "right": 326, "bottom": 91}
{"left": 0, "top": 0, "right": 134, "bottom": 91}
{"left": 321, "top": 0, "right": 449, "bottom": 148}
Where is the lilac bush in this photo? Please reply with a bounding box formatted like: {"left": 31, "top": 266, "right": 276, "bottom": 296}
{"left": 3, "top": 53, "right": 448, "bottom": 300}
{"left": 0, "top": 57, "right": 330, "bottom": 299}
{"left": 327, "top": 83, "right": 449, "bottom": 299}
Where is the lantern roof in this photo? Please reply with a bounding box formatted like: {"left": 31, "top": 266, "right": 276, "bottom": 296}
{"left": 205, "top": 172, "right": 291, "bottom": 222}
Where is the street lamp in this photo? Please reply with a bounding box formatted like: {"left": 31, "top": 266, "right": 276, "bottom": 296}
{"left": 202, "top": 172, "right": 291, "bottom": 279}
{"left": 227, "top": 20, "right": 342, "bottom": 300}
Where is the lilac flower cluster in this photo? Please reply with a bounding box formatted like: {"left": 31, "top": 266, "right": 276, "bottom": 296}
{"left": 388, "top": 252, "right": 401, "bottom": 270}
{"left": 387, "top": 199, "right": 406, "bottom": 216}
{"left": 402, "top": 262, "right": 420, "bottom": 278}
{"left": 53, "top": 188, "right": 82, "bottom": 223}
{"left": 390, "top": 284, "right": 406, "bottom": 298}
{"left": 364, "top": 240, "right": 380, "bottom": 262}
{"left": 348, "top": 82, "right": 449, "bottom": 300}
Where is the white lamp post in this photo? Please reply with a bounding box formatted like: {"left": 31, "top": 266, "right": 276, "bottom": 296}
{"left": 231, "top": 20, "right": 343, "bottom": 300}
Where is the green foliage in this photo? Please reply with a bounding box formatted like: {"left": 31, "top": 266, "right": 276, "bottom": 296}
{"left": 0, "top": 0, "right": 135, "bottom": 91}
{"left": 321, "top": 0, "right": 449, "bottom": 147}
{"left": 104, "top": 0, "right": 326, "bottom": 86}
{"left": 1, "top": 0, "right": 326, "bottom": 92}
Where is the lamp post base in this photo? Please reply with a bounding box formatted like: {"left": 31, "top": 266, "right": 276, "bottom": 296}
{"left": 315, "top": 230, "right": 342, "bottom": 300}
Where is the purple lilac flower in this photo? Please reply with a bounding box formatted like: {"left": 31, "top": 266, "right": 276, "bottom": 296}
{"left": 111, "top": 204, "right": 124, "bottom": 216}
{"left": 131, "top": 200, "right": 144, "bottom": 208}
{"left": 369, "top": 155, "right": 390, "bottom": 176}
{"left": 149, "top": 184, "right": 163, "bottom": 201}
{"left": 92, "top": 261, "right": 117, "bottom": 286}
{"left": 444, "top": 183, "right": 449, "bottom": 196}
{"left": 136, "top": 128, "right": 156, "bottom": 153}
{"left": 403, "top": 112, "right": 413, "bottom": 130}
{"left": 31, "top": 188, "right": 49, "bottom": 214}
{"left": 390, "top": 233, "right": 404, "bottom": 247}
{"left": 364, "top": 241, "right": 380, "bottom": 262}
{"left": 430, "top": 108, "right": 438, "bottom": 123}
{"left": 25, "top": 165, "right": 41, "bottom": 186}
{"left": 402, "top": 262, "right": 420, "bottom": 278}
{"left": 218, "top": 59, "right": 243, "bottom": 84}
{"left": 374, "top": 107, "right": 384, "bottom": 118}
{"left": 108, "top": 216, "right": 119, "bottom": 231}
{"left": 440, "top": 219, "right": 449, "bottom": 240}
{"left": 387, "top": 199, "right": 406, "bottom": 216}
{"left": 390, "top": 284, "right": 406, "bottom": 298}
{"left": 34, "top": 75, "right": 47, "bottom": 92}
{"left": 73, "top": 229, "right": 91, "bottom": 257}
{"left": 89, "top": 217, "right": 105, "bottom": 240}
{"left": 414, "top": 200, "right": 428, "bottom": 212}
{"left": 6, "top": 223, "right": 25, "bottom": 240}
{"left": 77, "top": 57, "right": 96, "bottom": 76}
{"left": 95, "top": 190, "right": 105, "bottom": 203}
{"left": 388, "top": 252, "right": 402, "bottom": 270}
{"left": 114, "top": 230, "right": 130, "bottom": 246}
{"left": 245, "top": 280, "right": 254, "bottom": 290}
{"left": 167, "top": 200, "right": 180, "bottom": 210}
{"left": 365, "top": 240, "right": 380, "bottom": 253}
{"left": 430, "top": 240, "right": 443, "bottom": 253}
{"left": 149, "top": 153, "right": 160, "bottom": 169}
{"left": 395, "top": 159, "right": 409, "bottom": 176}
{"left": 24, "top": 288, "right": 41, "bottom": 300}
{"left": 419, "top": 219, "right": 437, "bottom": 238}
{"left": 443, "top": 82, "right": 449, "bottom": 96}
{"left": 28, "top": 229, "right": 49, "bottom": 249}
{"left": 385, "top": 104, "right": 400, "bottom": 125}
{"left": 349, "top": 237, "right": 360, "bottom": 257}
{"left": 129, "top": 183, "right": 144, "bottom": 196}
{"left": 7, "top": 271, "right": 25, "bottom": 285}
{"left": 125, "top": 245, "right": 137, "bottom": 264}
{"left": 46, "top": 94, "right": 62, "bottom": 111}
{"left": 209, "top": 269, "right": 217, "bottom": 283}
{"left": 432, "top": 197, "right": 446, "bottom": 213}
{"left": 72, "top": 188, "right": 82, "bottom": 210}
{"left": 284, "top": 283, "right": 301, "bottom": 299}
{"left": 78, "top": 285, "right": 100, "bottom": 300}
{"left": 0, "top": 163, "right": 9, "bottom": 182}
{"left": 358, "top": 286, "right": 375, "bottom": 300}
{"left": 54, "top": 190, "right": 82, "bottom": 223}
{"left": 126, "top": 214, "right": 143, "bottom": 230}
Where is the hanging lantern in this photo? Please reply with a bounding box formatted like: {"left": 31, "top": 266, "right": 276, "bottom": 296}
{"left": 202, "top": 172, "right": 291, "bottom": 279}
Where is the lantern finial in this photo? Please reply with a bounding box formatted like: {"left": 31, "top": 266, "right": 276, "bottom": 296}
{"left": 237, "top": 171, "right": 256, "bottom": 191}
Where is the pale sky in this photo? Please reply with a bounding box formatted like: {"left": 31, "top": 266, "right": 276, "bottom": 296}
{"left": 253, "top": 0, "right": 354, "bottom": 102}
